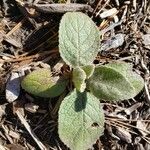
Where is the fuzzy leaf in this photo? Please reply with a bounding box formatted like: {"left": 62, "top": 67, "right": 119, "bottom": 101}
{"left": 21, "top": 69, "right": 68, "bottom": 98}
{"left": 72, "top": 67, "right": 86, "bottom": 92}
{"left": 58, "top": 89, "right": 104, "bottom": 150}
{"left": 59, "top": 12, "right": 100, "bottom": 67}
{"left": 82, "top": 65, "right": 95, "bottom": 79}
{"left": 88, "top": 62, "right": 144, "bottom": 101}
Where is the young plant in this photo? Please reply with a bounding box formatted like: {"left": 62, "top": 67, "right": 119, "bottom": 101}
{"left": 21, "top": 12, "right": 144, "bottom": 150}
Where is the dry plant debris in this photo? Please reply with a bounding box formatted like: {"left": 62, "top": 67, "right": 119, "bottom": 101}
{"left": 0, "top": 0, "right": 150, "bottom": 150}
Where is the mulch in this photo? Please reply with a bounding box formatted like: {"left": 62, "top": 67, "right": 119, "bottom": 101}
{"left": 0, "top": 0, "right": 150, "bottom": 150}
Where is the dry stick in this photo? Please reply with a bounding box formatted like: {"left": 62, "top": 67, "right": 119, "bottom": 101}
{"left": 105, "top": 120, "right": 150, "bottom": 144}
{"left": 105, "top": 120, "right": 137, "bottom": 135}
{"left": 106, "top": 118, "right": 150, "bottom": 135}
{"left": 32, "top": 4, "right": 93, "bottom": 13}
{"left": 4, "top": 49, "right": 57, "bottom": 63}
{"left": 100, "top": 20, "right": 122, "bottom": 35}
{"left": 21, "top": 30, "right": 58, "bottom": 57}
{"left": 142, "top": 137, "right": 150, "bottom": 145}
{"left": 15, "top": 110, "right": 47, "bottom": 150}
{"left": 15, "top": 0, "right": 37, "bottom": 28}
{"left": 105, "top": 116, "right": 150, "bottom": 122}
{"left": 96, "top": 0, "right": 110, "bottom": 17}
{"left": 1, "top": 125, "right": 13, "bottom": 144}
{"left": 92, "top": 0, "right": 103, "bottom": 16}
{"left": 141, "top": 58, "right": 150, "bottom": 75}
{"left": 99, "top": 5, "right": 127, "bottom": 35}
{"left": 115, "top": 0, "right": 120, "bottom": 6}
{"left": 141, "top": 58, "right": 150, "bottom": 105}
{"left": 133, "top": 0, "right": 137, "bottom": 11}
{"left": 144, "top": 81, "right": 150, "bottom": 105}
{"left": 6, "top": 19, "right": 25, "bottom": 37}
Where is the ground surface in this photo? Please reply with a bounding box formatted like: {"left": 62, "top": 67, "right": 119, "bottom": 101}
{"left": 0, "top": 0, "right": 150, "bottom": 150}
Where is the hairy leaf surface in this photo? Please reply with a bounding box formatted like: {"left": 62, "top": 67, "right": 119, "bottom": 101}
{"left": 58, "top": 90, "right": 104, "bottom": 150}
{"left": 21, "top": 69, "right": 68, "bottom": 98}
{"left": 82, "top": 65, "right": 95, "bottom": 79}
{"left": 72, "top": 67, "right": 86, "bottom": 92}
{"left": 59, "top": 12, "right": 100, "bottom": 67}
{"left": 88, "top": 62, "right": 144, "bottom": 101}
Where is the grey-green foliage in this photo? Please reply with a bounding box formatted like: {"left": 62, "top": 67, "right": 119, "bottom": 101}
{"left": 72, "top": 65, "right": 95, "bottom": 92}
{"left": 58, "top": 89, "right": 104, "bottom": 150}
{"left": 82, "top": 65, "right": 95, "bottom": 79}
{"left": 72, "top": 67, "right": 86, "bottom": 92}
{"left": 87, "top": 62, "right": 144, "bottom": 101}
{"left": 59, "top": 12, "right": 100, "bottom": 67}
{"left": 21, "top": 12, "right": 144, "bottom": 150}
{"left": 21, "top": 69, "right": 68, "bottom": 98}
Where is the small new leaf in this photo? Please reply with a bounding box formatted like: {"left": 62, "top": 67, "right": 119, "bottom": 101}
{"left": 72, "top": 67, "right": 86, "bottom": 92}
{"left": 82, "top": 64, "right": 95, "bottom": 79}
{"left": 21, "top": 69, "right": 68, "bottom": 98}
{"left": 88, "top": 62, "right": 144, "bottom": 101}
{"left": 58, "top": 89, "right": 104, "bottom": 150}
{"left": 59, "top": 12, "right": 100, "bottom": 67}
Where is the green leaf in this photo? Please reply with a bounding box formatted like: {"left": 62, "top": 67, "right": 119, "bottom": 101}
{"left": 72, "top": 67, "right": 86, "bottom": 92}
{"left": 82, "top": 64, "right": 95, "bottom": 79}
{"left": 87, "top": 62, "right": 144, "bottom": 101}
{"left": 59, "top": 12, "right": 100, "bottom": 67}
{"left": 58, "top": 90, "right": 104, "bottom": 150}
{"left": 21, "top": 69, "right": 68, "bottom": 98}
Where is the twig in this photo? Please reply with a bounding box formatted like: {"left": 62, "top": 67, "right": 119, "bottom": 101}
{"left": 92, "top": 0, "right": 103, "bottom": 16}
{"left": 115, "top": 0, "right": 120, "bottom": 6}
{"left": 96, "top": 0, "right": 110, "bottom": 17}
{"left": 141, "top": 58, "right": 150, "bottom": 75}
{"left": 6, "top": 19, "right": 25, "bottom": 37}
{"left": 141, "top": 58, "right": 150, "bottom": 105}
{"left": 99, "top": 5, "right": 128, "bottom": 35}
{"left": 100, "top": 20, "right": 122, "bottom": 35}
{"left": 105, "top": 117, "right": 150, "bottom": 122}
{"left": 144, "top": 81, "right": 150, "bottom": 105}
{"left": 133, "top": 0, "right": 137, "bottom": 11}
{"left": 106, "top": 118, "right": 150, "bottom": 135}
{"left": 105, "top": 120, "right": 150, "bottom": 144}
{"left": 15, "top": 110, "right": 47, "bottom": 150}
{"left": 27, "top": 3, "right": 93, "bottom": 13}
{"left": 4, "top": 49, "right": 57, "bottom": 63}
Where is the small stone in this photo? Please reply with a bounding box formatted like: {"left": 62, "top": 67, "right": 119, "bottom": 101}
{"left": 6, "top": 72, "right": 21, "bottom": 103}
{"left": 142, "top": 34, "right": 150, "bottom": 46}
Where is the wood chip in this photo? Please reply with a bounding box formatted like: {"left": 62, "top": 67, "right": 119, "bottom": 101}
{"left": 115, "top": 127, "right": 132, "bottom": 143}
{"left": 124, "top": 103, "right": 142, "bottom": 115}
{"left": 25, "top": 103, "right": 39, "bottom": 113}
{"left": 9, "top": 130, "right": 20, "bottom": 139}
{"left": 3, "top": 36, "right": 22, "bottom": 48}
{"left": 99, "top": 8, "right": 118, "bottom": 19}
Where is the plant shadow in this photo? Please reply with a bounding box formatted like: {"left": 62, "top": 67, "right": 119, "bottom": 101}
{"left": 74, "top": 91, "right": 87, "bottom": 112}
